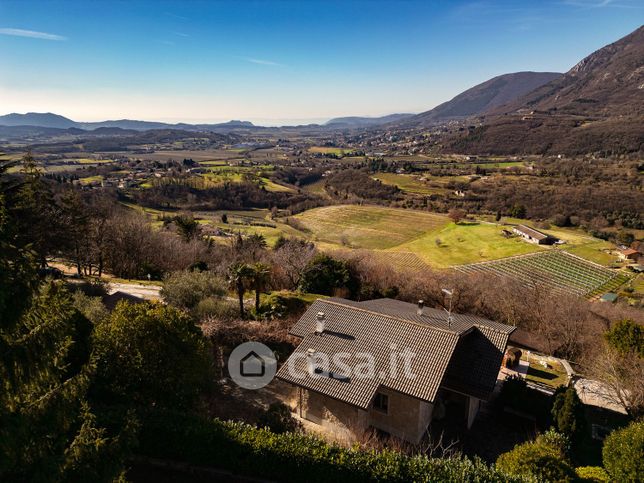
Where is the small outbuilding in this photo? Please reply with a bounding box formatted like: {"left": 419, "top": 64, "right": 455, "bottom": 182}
{"left": 512, "top": 225, "right": 558, "bottom": 245}
{"left": 618, "top": 248, "right": 640, "bottom": 261}
{"left": 599, "top": 293, "right": 618, "bottom": 303}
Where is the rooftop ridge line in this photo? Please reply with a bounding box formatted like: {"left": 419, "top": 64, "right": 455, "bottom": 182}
{"left": 318, "top": 299, "right": 462, "bottom": 336}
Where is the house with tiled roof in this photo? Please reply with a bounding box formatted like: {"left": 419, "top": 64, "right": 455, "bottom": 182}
{"left": 276, "top": 297, "right": 515, "bottom": 443}
{"left": 618, "top": 247, "right": 641, "bottom": 261}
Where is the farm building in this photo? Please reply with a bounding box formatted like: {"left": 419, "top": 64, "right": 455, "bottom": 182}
{"left": 512, "top": 224, "right": 558, "bottom": 245}
{"left": 599, "top": 293, "right": 618, "bottom": 303}
{"left": 618, "top": 248, "right": 641, "bottom": 261}
{"left": 277, "top": 298, "right": 514, "bottom": 443}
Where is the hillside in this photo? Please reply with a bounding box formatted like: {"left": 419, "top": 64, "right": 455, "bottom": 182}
{"left": 0, "top": 112, "right": 77, "bottom": 129}
{"left": 408, "top": 71, "right": 561, "bottom": 125}
{"left": 325, "top": 113, "right": 414, "bottom": 128}
{"left": 447, "top": 25, "right": 644, "bottom": 155}
{"left": 491, "top": 26, "right": 644, "bottom": 118}
{"left": 0, "top": 113, "right": 255, "bottom": 132}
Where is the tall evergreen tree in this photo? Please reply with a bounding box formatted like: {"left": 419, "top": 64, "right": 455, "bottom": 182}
{"left": 0, "top": 158, "right": 134, "bottom": 482}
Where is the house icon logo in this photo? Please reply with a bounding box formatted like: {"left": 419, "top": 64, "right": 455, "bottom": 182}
{"left": 240, "top": 350, "right": 265, "bottom": 377}
{"left": 228, "top": 342, "right": 277, "bottom": 390}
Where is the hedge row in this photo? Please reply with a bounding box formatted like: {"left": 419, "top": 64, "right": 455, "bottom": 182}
{"left": 138, "top": 412, "right": 526, "bottom": 482}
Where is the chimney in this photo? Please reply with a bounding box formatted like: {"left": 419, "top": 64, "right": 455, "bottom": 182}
{"left": 307, "top": 348, "right": 317, "bottom": 374}
{"left": 417, "top": 300, "right": 424, "bottom": 316}
{"left": 315, "top": 312, "right": 326, "bottom": 334}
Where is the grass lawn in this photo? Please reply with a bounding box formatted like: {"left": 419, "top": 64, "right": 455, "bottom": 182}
{"left": 203, "top": 171, "right": 244, "bottom": 184}
{"left": 526, "top": 359, "right": 568, "bottom": 389}
{"left": 292, "top": 205, "right": 448, "bottom": 250}
{"left": 373, "top": 173, "right": 441, "bottom": 195}
{"left": 300, "top": 179, "right": 329, "bottom": 196}
{"left": 544, "top": 227, "right": 617, "bottom": 266}
{"left": 393, "top": 221, "right": 543, "bottom": 267}
{"left": 308, "top": 146, "right": 353, "bottom": 155}
{"left": 209, "top": 222, "right": 301, "bottom": 247}
{"left": 79, "top": 175, "right": 103, "bottom": 185}
{"left": 260, "top": 177, "right": 295, "bottom": 193}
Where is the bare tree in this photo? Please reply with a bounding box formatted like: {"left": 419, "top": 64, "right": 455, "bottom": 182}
{"left": 589, "top": 344, "right": 644, "bottom": 418}
{"left": 272, "top": 238, "right": 316, "bottom": 290}
{"left": 448, "top": 208, "right": 466, "bottom": 224}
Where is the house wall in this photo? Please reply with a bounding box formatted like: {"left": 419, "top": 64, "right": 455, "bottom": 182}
{"left": 368, "top": 387, "right": 433, "bottom": 444}
{"left": 512, "top": 228, "right": 537, "bottom": 243}
{"left": 300, "top": 389, "right": 369, "bottom": 441}
{"left": 300, "top": 387, "right": 433, "bottom": 444}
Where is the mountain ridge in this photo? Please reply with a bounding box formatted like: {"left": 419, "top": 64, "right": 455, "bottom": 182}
{"left": 405, "top": 71, "right": 562, "bottom": 126}
{"left": 447, "top": 25, "right": 644, "bottom": 155}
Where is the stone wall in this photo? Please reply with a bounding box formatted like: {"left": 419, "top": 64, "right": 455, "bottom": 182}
{"left": 300, "top": 387, "right": 433, "bottom": 444}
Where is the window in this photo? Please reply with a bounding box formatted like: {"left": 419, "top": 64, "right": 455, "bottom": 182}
{"left": 373, "top": 392, "right": 389, "bottom": 413}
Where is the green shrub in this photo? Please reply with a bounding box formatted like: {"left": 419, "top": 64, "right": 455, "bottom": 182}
{"left": 604, "top": 319, "right": 644, "bottom": 357}
{"left": 575, "top": 466, "right": 609, "bottom": 482}
{"left": 71, "top": 290, "right": 109, "bottom": 324}
{"left": 259, "top": 291, "right": 311, "bottom": 319}
{"left": 139, "top": 411, "right": 521, "bottom": 482}
{"left": 92, "top": 301, "right": 213, "bottom": 411}
{"left": 496, "top": 436, "right": 576, "bottom": 482}
{"left": 257, "top": 402, "right": 302, "bottom": 434}
{"left": 540, "top": 428, "right": 571, "bottom": 458}
{"left": 195, "top": 297, "right": 238, "bottom": 319}
{"left": 161, "top": 270, "right": 226, "bottom": 310}
{"left": 299, "top": 254, "right": 358, "bottom": 296}
{"left": 602, "top": 420, "right": 644, "bottom": 482}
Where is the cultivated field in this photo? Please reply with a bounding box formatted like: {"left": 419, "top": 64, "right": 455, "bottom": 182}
{"left": 392, "top": 222, "right": 543, "bottom": 267}
{"left": 374, "top": 173, "right": 470, "bottom": 196}
{"left": 308, "top": 146, "right": 354, "bottom": 155}
{"left": 454, "top": 250, "right": 627, "bottom": 296}
{"left": 373, "top": 173, "right": 440, "bottom": 195}
{"left": 291, "top": 205, "right": 448, "bottom": 250}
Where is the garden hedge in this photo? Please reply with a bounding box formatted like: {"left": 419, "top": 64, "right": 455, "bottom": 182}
{"left": 138, "top": 412, "right": 525, "bottom": 482}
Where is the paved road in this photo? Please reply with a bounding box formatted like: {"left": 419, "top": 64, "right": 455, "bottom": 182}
{"left": 108, "top": 282, "right": 162, "bottom": 300}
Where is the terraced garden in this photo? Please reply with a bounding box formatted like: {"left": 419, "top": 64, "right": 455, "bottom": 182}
{"left": 454, "top": 250, "right": 627, "bottom": 296}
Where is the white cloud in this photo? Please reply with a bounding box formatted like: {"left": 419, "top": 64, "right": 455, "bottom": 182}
{"left": 0, "top": 27, "right": 66, "bottom": 41}
{"left": 244, "top": 57, "right": 282, "bottom": 66}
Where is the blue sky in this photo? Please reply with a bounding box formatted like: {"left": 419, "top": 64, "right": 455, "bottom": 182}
{"left": 0, "top": 0, "right": 641, "bottom": 125}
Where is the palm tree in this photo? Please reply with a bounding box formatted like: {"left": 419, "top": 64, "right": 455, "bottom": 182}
{"left": 227, "top": 262, "right": 254, "bottom": 319}
{"left": 251, "top": 262, "right": 271, "bottom": 313}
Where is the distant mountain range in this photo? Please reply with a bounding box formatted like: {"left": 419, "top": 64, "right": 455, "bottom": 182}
{"left": 0, "top": 72, "right": 565, "bottom": 133}
{"left": 447, "top": 25, "right": 644, "bottom": 155}
{"left": 324, "top": 113, "right": 414, "bottom": 128}
{"left": 2, "top": 25, "right": 642, "bottom": 155}
{"left": 0, "top": 112, "right": 255, "bottom": 132}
